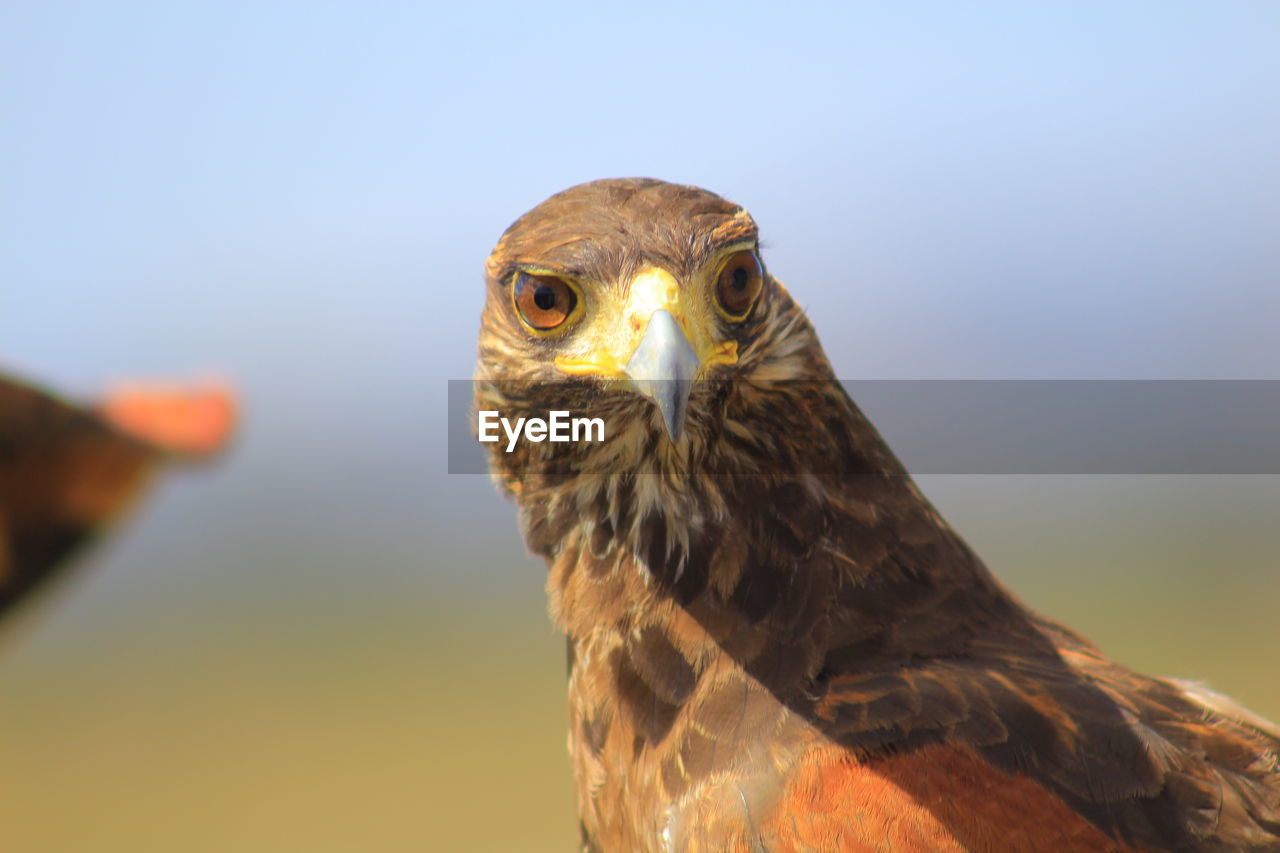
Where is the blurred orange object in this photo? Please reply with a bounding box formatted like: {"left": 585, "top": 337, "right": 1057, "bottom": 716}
{"left": 98, "top": 380, "right": 237, "bottom": 457}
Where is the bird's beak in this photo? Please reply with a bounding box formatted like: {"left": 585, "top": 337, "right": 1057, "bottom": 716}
{"left": 623, "top": 310, "right": 699, "bottom": 442}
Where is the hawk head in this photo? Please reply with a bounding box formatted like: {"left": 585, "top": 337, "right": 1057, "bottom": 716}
{"left": 476, "top": 178, "right": 835, "bottom": 483}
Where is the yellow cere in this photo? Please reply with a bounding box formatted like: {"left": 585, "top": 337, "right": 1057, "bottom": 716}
{"left": 624, "top": 267, "right": 682, "bottom": 324}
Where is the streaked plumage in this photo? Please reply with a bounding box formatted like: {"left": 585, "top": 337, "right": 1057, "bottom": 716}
{"left": 475, "top": 179, "right": 1280, "bottom": 852}
{"left": 0, "top": 373, "right": 233, "bottom": 620}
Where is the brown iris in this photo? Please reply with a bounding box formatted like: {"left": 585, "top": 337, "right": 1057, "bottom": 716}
{"left": 513, "top": 272, "right": 578, "bottom": 331}
{"left": 715, "top": 250, "right": 764, "bottom": 319}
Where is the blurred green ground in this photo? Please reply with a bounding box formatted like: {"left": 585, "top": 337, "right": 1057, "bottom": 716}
{"left": 1, "top": 476, "right": 1277, "bottom": 853}
{"left": 0, "top": 588, "right": 577, "bottom": 852}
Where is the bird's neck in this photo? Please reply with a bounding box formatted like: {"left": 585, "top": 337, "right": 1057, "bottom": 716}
{"left": 509, "top": 379, "right": 1020, "bottom": 698}
{"left": 499, "top": 379, "right": 1027, "bottom": 847}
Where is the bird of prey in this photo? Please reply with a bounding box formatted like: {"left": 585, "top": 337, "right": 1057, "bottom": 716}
{"left": 474, "top": 179, "right": 1280, "bottom": 852}
{"left": 0, "top": 372, "right": 234, "bottom": 623}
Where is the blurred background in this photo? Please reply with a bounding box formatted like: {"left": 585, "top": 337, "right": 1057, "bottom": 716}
{"left": 2, "top": 2, "right": 1278, "bottom": 851}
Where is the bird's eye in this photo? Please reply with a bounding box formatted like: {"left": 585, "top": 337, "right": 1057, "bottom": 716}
{"left": 513, "top": 272, "right": 578, "bottom": 332}
{"left": 715, "top": 250, "right": 764, "bottom": 320}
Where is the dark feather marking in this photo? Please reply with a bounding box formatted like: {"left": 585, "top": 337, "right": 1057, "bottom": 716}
{"left": 611, "top": 647, "right": 680, "bottom": 745}
{"left": 764, "top": 481, "right": 820, "bottom": 556}
{"left": 729, "top": 548, "right": 780, "bottom": 623}
{"left": 588, "top": 518, "right": 613, "bottom": 562}
{"left": 519, "top": 501, "right": 558, "bottom": 558}
{"left": 637, "top": 511, "right": 711, "bottom": 603}
{"left": 674, "top": 526, "right": 714, "bottom": 604}
{"left": 579, "top": 821, "right": 601, "bottom": 853}
{"left": 631, "top": 625, "right": 697, "bottom": 706}
{"left": 581, "top": 713, "right": 610, "bottom": 756}
{"left": 638, "top": 511, "right": 674, "bottom": 584}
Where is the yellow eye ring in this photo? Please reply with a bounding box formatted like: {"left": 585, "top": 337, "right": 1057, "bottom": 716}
{"left": 511, "top": 270, "right": 583, "bottom": 335}
{"left": 713, "top": 250, "right": 764, "bottom": 321}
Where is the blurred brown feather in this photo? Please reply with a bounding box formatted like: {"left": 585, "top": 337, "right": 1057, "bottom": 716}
{"left": 0, "top": 373, "right": 235, "bottom": 621}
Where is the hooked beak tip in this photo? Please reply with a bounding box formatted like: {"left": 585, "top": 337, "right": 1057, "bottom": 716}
{"left": 657, "top": 383, "right": 689, "bottom": 442}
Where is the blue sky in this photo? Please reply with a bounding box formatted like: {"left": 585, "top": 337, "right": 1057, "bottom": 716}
{"left": 4, "top": 1, "right": 1278, "bottom": 390}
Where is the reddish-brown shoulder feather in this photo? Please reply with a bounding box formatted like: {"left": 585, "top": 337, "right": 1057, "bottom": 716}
{"left": 754, "top": 743, "right": 1145, "bottom": 853}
